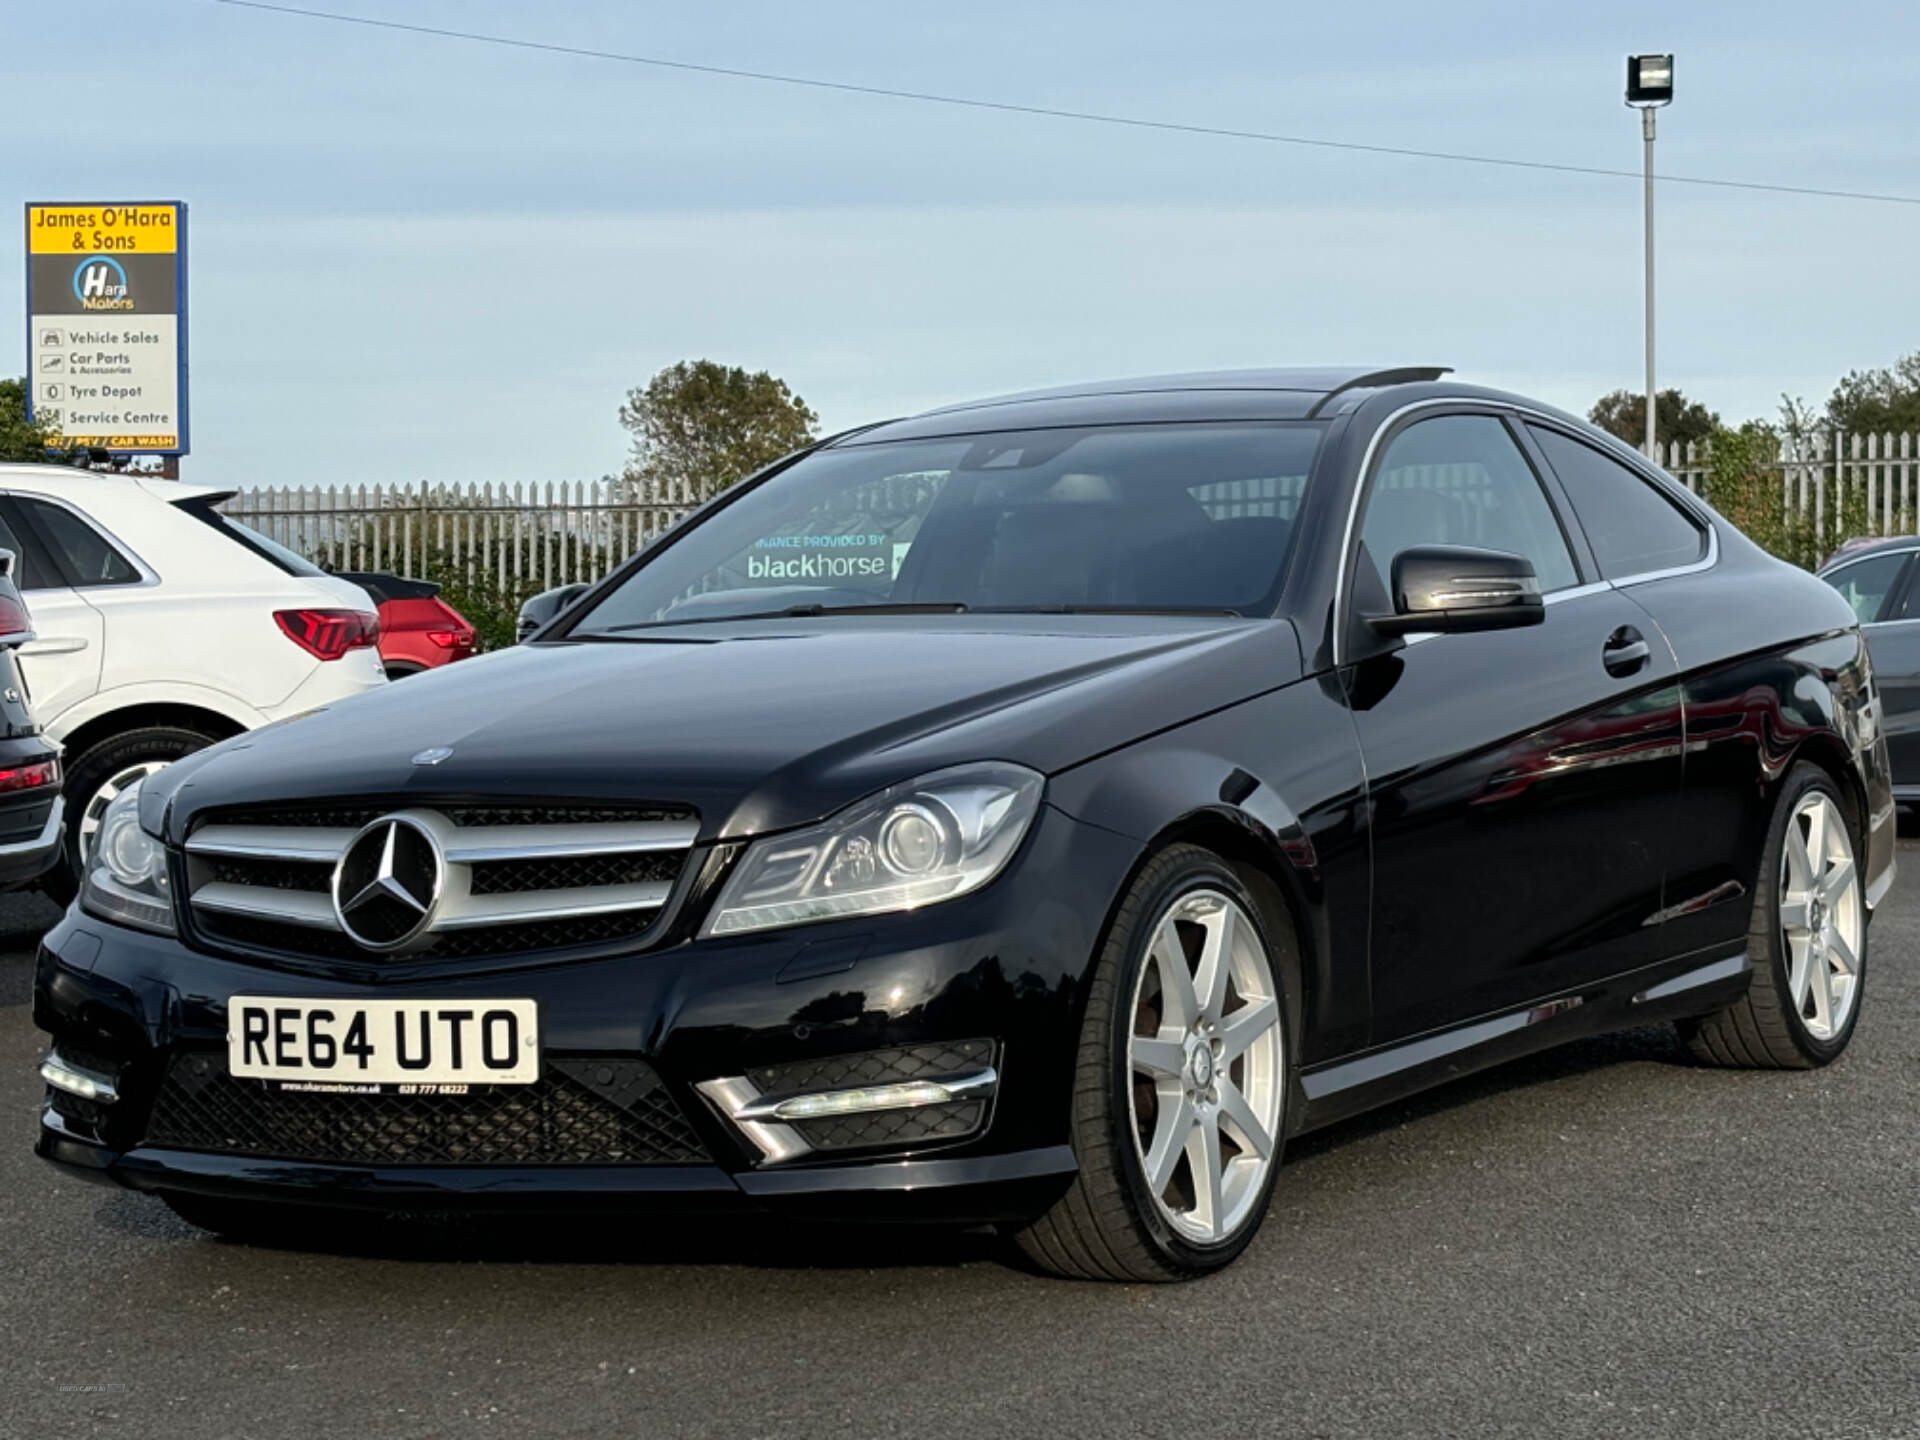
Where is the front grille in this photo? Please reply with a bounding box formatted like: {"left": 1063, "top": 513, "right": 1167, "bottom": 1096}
{"left": 468, "top": 850, "right": 682, "bottom": 896}
{"left": 206, "top": 803, "right": 688, "bottom": 830}
{"left": 182, "top": 800, "right": 699, "bottom": 968}
{"left": 145, "top": 1051, "right": 709, "bottom": 1166}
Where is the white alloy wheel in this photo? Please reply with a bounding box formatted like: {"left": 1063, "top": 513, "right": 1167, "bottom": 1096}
{"left": 77, "top": 760, "right": 172, "bottom": 864}
{"left": 1126, "top": 887, "right": 1284, "bottom": 1245}
{"left": 1778, "top": 789, "right": 1863, "bottom": 1041}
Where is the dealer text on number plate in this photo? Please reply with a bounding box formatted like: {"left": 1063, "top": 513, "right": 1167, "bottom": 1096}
{"left": 227, "top": 997, "right": 540, "bottom": 1088}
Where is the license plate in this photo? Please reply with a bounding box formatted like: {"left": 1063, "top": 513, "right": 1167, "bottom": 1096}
{"left": 227, "top": 997, "right": 540, "bottom": 1089}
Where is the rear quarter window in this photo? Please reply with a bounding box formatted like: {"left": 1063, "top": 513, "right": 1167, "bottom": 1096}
{"left": 1527, "top": 425, "right": 1706, "bottom": 579}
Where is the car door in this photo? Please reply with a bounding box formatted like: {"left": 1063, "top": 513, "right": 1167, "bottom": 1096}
{"left": 1342, "top": 411, "right": 1686, "bottom": 1045}
{"left": 0, "top": 495, "right": 104, "bottom": 731}
{"left": 1819, "top": 548, "right": 1920, "bottom": 794}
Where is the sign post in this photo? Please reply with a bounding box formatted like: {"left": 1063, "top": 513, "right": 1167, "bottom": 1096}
{"left": 24, "top": 201, "right": 189, "bottom": 462}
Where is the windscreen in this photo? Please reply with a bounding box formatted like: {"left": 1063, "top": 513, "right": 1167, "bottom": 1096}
{"left": 572, "top": 422, "right": 1326, "bottom": 633}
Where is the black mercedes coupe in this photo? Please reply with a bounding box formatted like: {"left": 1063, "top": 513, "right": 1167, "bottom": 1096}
{"left": 35, "top": 367, "right": 1895, "bottom": 1280}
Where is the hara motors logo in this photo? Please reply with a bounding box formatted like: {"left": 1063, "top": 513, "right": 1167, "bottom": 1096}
{"left": 73, "top": 256, "right": 132, "bottom": 311}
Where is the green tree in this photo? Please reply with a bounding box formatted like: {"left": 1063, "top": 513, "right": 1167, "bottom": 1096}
{"left": 0, "top": 376, "right": 67, "bottom": 463}
{"left": 1588, "top": 388, "right": 1720, "bottom": 452}
{"left": 1826, "top": 350, "right": 1920, "bottom": 435}
{"left": 618, "top": 360, "right": 819, "bottom": 505}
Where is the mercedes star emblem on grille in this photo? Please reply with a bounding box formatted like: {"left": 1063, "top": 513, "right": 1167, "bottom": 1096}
{"left": 332, "top": 815, "right": 445, "bottom": 951}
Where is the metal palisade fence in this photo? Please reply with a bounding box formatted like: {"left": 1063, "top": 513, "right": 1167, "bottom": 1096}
{"left": 1653, "top": 431, "right": 1920, "bottom": 551}
{"left": 225, "top": 431, "right": 1920, "bottom": 598}
{"left": 224, "top": 480, "right": 699, "bottom": 591}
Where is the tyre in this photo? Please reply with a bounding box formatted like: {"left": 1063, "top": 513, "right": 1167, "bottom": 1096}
{"left": 1016, "top": 844, "right": 1293, "bottom": 1281}
{"left": 383, "top": 662, "right": 425, "bottom": 680}
{"left": 1681, "top": 762, "right": 1867, "bottom": 1069}
{"left": 43, "top": 724, "right": 220, "bottom": 904}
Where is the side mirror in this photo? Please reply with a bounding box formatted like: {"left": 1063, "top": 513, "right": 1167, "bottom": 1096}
{"left": 516, "top": 582, "right": 590, "bottom": 643}
{"left": 1367, "top": 545, "right": 1544, "bottom": 637}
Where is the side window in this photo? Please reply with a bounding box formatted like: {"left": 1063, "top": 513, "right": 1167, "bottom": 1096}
{"left": 0, "top": 507, "right": 53, "bottom": 590}
{"left": 19, "top": 499, "right": 141, "bottom": 587}
{"left": 1527, "top": 426, "right": 1706, "bottom": 579}
{"left": 1822, "top": 553, "right": 1909, "bottom": 625}
{"left": 1360, "top": 414, "right": 1579, "bottom": 595}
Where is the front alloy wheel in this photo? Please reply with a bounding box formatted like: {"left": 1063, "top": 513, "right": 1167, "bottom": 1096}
{"left": 1127, "top": 889, "right": 1284, "bottom": 1245}
{"left": 1017, "top": 844, "right": 1293, "bottom": 1281}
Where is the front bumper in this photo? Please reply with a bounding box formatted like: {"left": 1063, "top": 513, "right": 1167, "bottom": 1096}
{"left": 32, "top": 803, "right": 1138, "bottom": 1223}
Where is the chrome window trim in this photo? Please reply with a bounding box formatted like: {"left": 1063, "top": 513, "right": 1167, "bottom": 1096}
{"left": 1543, "top": 580, "right": 1614, "bottom": 607}
{"left": 1608, "top": 523, "right": 1721, "bottom": 588}
{"left": 1332, "top": 398, "right": 1478, "bottom": 667}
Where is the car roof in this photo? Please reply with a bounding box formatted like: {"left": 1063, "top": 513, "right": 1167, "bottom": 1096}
{"left": 840, "top": 366, "right": 1457, "bottom": 443}
{"left": 0, "top": 461, "right": 229, "bottom": 506}
{"left": 1818, "top": 535, "right": 1920, "bottom": 571}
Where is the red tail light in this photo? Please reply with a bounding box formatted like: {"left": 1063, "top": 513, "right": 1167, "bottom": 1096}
{"left": 274, "top": 609, "right": 379, "bottom": 661}
{"left": 425, "top": 627, "right": 473, "bottom": 649}
{"left": 0, "top": 758, "right": 59, "bottom": 793}
{"left": 0, "top": 590, "right": 32, "bottom": 640}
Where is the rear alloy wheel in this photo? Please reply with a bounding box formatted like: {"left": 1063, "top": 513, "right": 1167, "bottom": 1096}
{"left": 1683, "top": 764, "right": 1867, "bottom": 1068}
{"left": 1017, "top": 844, "right": 1291, "bottom": 1281}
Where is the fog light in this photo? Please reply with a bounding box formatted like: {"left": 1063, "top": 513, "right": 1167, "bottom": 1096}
{"left": 734, "top": 1068, "right": 996, "bottom": 1122}
{"left": 40, "top": 1049, "right": 119, "bottom": 1104}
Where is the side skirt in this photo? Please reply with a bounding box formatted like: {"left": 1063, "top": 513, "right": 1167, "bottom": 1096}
{"left": 1293, "top": 948, "right": 1751, "bottom": 1134}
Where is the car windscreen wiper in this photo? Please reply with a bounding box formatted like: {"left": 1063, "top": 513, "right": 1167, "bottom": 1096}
{"left": 592, "top": 602, "right": 972, "bottom": 634}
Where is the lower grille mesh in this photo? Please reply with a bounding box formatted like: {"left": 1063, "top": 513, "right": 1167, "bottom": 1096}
{"left": 144, "top": 1052, "right": 709, "bottom": 1166}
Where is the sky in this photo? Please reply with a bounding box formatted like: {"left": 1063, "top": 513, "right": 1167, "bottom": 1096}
{"left": 6, "top": 0, "right": 1920, "bottom": 492}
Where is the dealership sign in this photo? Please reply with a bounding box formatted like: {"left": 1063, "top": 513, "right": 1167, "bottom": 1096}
{"left": 24, "top": 201, "right": 189, "bottom": 456}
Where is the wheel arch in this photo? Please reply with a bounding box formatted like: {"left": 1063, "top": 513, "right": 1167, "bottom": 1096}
{"left": 56, "top": 699, "right": 249, "bottom": 764}
{"left": 1049, "top": 748, "right": 1333, "bottom": 1067}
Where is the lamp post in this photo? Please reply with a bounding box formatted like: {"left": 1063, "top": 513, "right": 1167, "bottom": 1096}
{"left": 1626, "top": 54, "right": 1673, "bottom": 459}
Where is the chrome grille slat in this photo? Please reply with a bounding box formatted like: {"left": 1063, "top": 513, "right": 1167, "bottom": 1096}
{"left": 441, "top": 821, "right": 699, "bottom": 862}
{"left": 183, "top": 802, "right": 695, "bottom": 962}
{"left": 192, "top": 882, "right": 342, "bottom": 930}
{"left": 434, "top": 881, "right": 674, "bottom": 929}
{"left": 186, "top": 825, "right": 359, "bottom": 862}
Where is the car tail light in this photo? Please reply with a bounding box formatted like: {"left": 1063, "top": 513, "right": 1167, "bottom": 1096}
{"left": 425, "top": 627, "right": 473, "bottom": 649}
{"left": 274, "top": 609, "right": 379, "bottom": 661}
{"left": 0, "top": 591, "right": 31, "bottom": 640}
{"left": 0, "top": 758, "right": 60, "bottom": 793}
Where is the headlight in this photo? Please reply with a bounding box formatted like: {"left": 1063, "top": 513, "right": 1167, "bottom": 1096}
{"left": 78, "top": 780, "right": 175, "bottom": 935}
{"left": 703, "top": 762, "right": 1043, "bottom": 937}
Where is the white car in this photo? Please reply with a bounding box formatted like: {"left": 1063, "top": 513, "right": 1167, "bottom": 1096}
{"left": 0, "top": 463, "right": 386, "bottom": 891}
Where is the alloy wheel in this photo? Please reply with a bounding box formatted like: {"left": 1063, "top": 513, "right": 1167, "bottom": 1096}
{"left": 1126, "top": 887, "right": 1284, "bottom": 1246}
{"left": 77, "top": 761, "right": 173, "bottom": 864}
{"left": 1778, "top": 790, "right": 1863, "bottom": 1042}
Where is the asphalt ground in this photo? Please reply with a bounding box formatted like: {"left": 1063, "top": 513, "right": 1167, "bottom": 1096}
{"left": 3, "top": 847, "right": 1916, "bottom": 1440}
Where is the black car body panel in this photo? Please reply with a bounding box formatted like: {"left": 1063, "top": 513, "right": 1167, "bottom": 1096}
{"left": 35, "top": 368, "right": 1896, "bottom": 1227}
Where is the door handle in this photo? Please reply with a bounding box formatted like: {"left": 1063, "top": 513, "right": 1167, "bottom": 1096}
{"left": 19, "top": 637, "right": 89, "bottom": 656}
{"left": 1602, "top": 626, "right": 1651, "bottom": 677}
